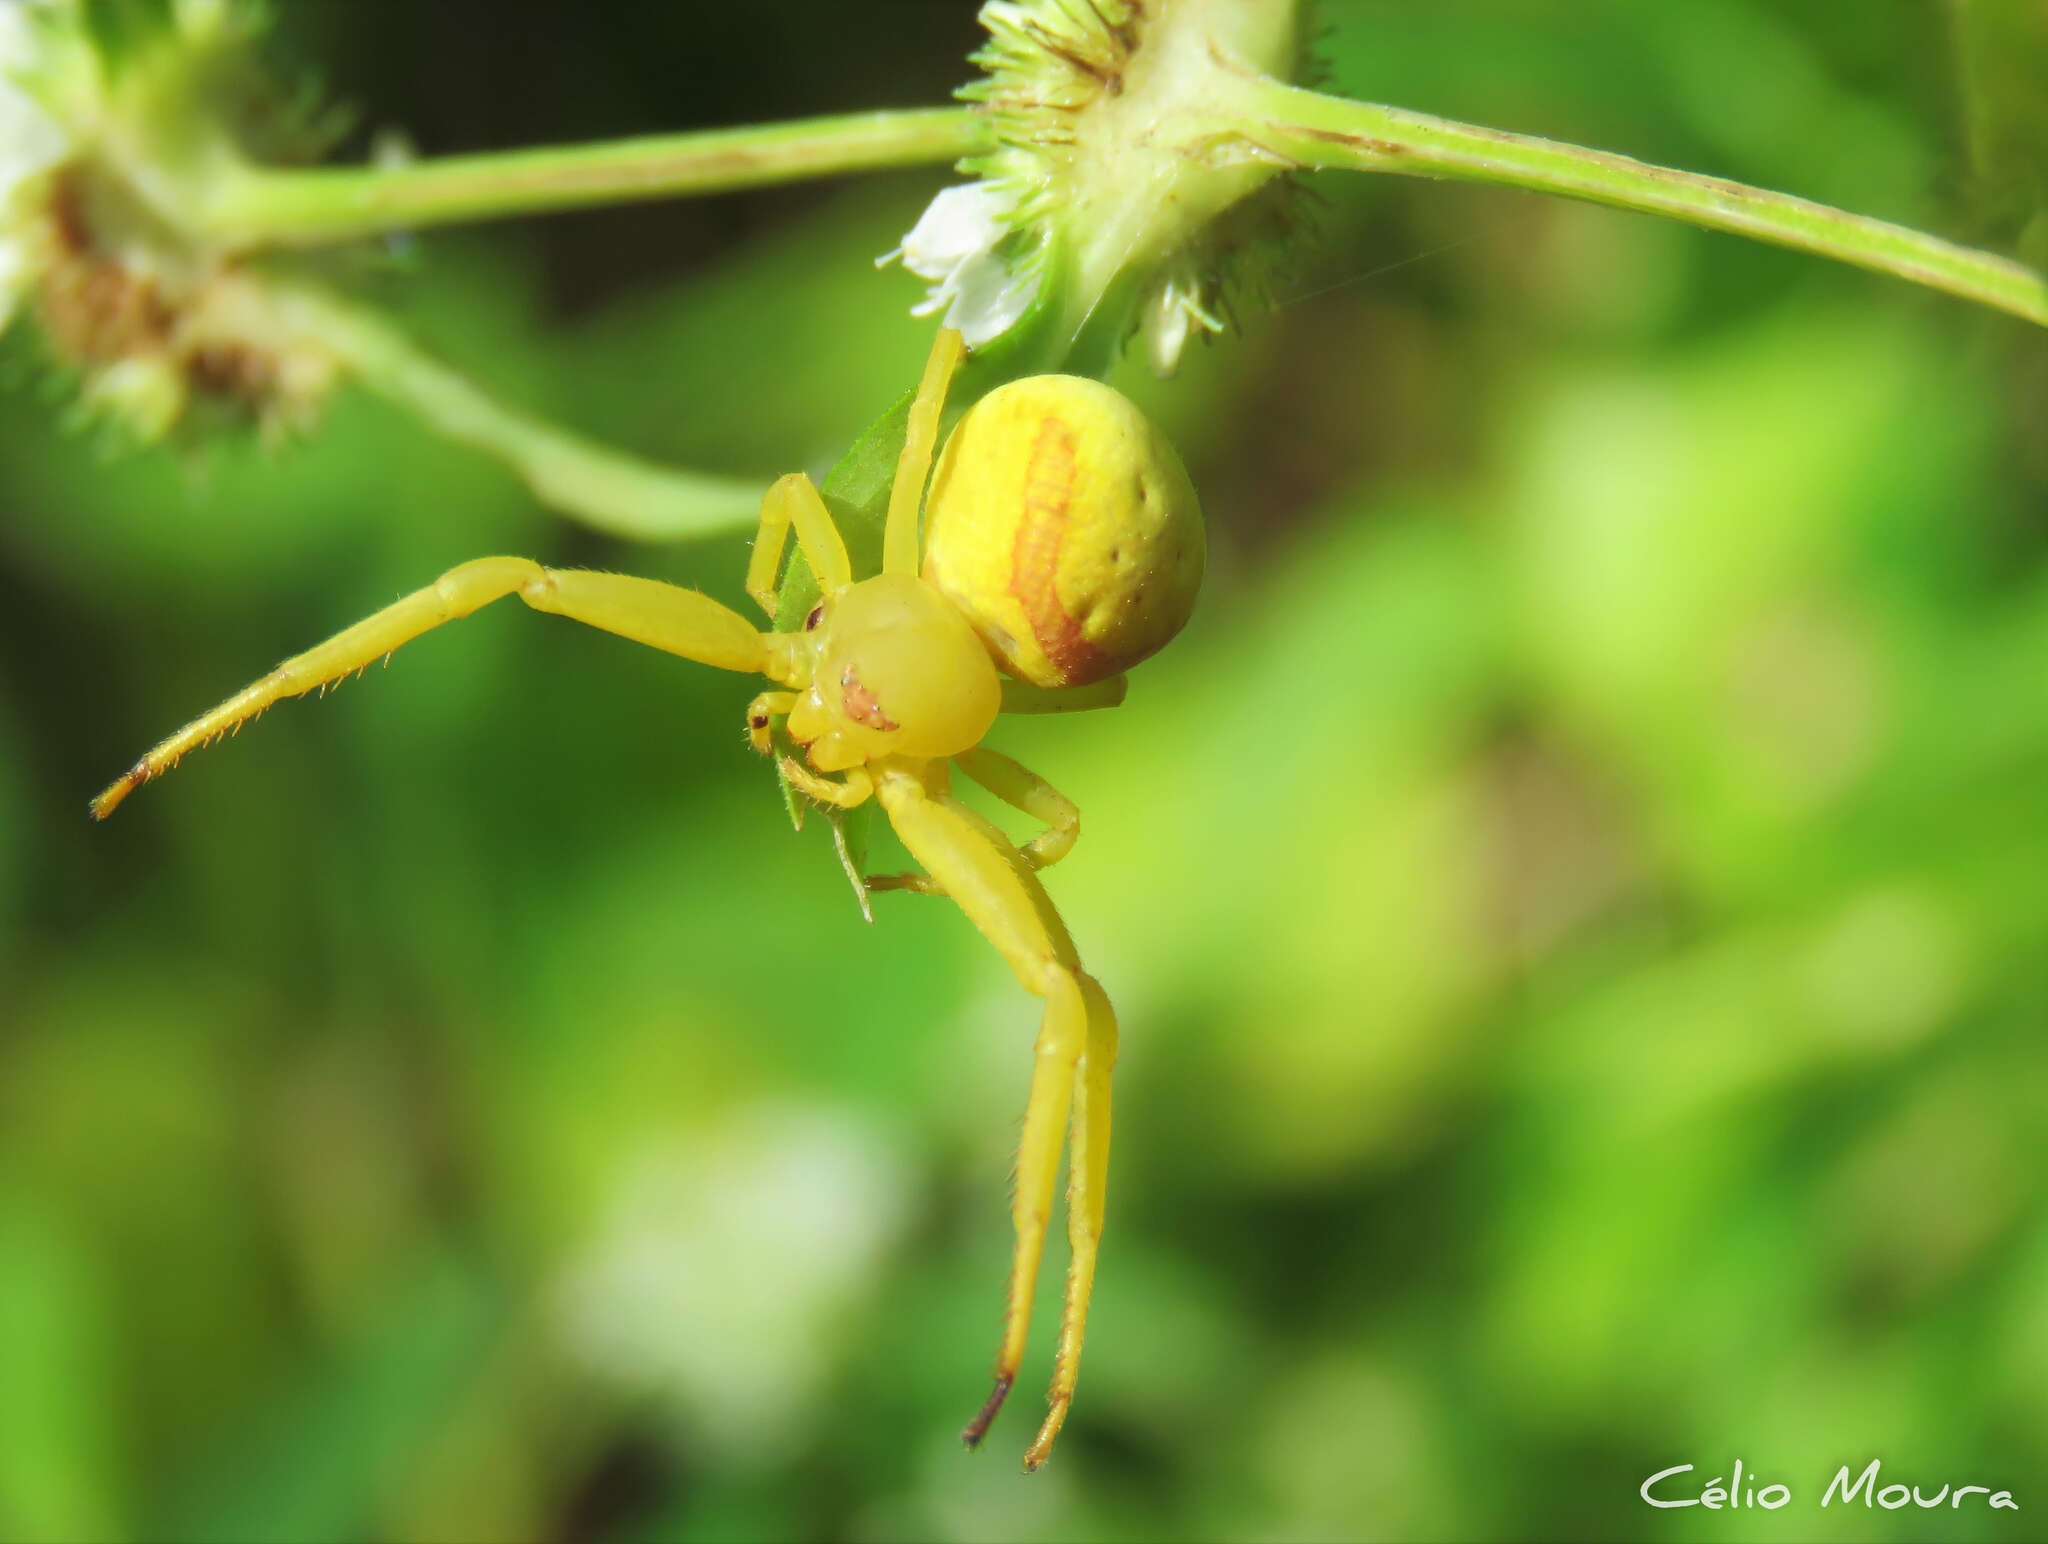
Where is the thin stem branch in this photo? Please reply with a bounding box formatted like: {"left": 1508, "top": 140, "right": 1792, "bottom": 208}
{"left": 272, "top": 287, "right": 762, "bottom": 542}
{"left": 1227, "top": 75, "right": 2048, "bottom": 328}
{"left": 197, "top": 109, "right": 988, "bottom": 248}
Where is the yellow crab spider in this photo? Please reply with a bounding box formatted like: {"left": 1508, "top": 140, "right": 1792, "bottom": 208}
{"left": 91, "top": 326, "right": 1204, "bottom": 1470}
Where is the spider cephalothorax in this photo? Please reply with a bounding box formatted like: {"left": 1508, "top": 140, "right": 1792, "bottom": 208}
{"left": 780, "top": 571, "right": 1002, "bottom": 770}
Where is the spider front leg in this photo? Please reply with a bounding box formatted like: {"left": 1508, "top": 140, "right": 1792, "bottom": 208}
{"left": 872, "top": 760, "right": 1117, "bottom": 1470}
{"left": 746, "top": 472, "right": 852, "bottom": 620}
{"left": 94, "top": 558, "right": 793, "bottom": 817}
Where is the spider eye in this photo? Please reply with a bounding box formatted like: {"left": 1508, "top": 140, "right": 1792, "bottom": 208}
{"left": 804, "top": 603, "right": 825, "bottom": 631}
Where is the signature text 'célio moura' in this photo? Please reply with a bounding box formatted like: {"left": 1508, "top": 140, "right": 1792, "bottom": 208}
{"left": 1641, "top": 1459, "right": 2016, "bottom": 1513}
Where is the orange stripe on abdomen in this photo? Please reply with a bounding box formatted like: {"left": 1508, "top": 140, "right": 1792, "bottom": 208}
{"left": 1010, "top": 417, "right": 1106, "bottom": 683}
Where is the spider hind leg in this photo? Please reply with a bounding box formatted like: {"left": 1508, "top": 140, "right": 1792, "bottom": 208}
{"left": 872, "top": 762, "right": 1115, "bottom": 1469}
{"left": 867, "top": 747, "right": 1080, "bottom": 894}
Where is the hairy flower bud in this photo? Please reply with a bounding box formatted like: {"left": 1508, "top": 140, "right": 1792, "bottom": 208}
{"left": 0, "top": 0, "right": 344, "bottom": 442}
{"left": 884, "top": 0, "right": 1314, "bottom": 374}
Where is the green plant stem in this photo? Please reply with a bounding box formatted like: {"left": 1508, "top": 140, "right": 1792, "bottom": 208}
{"left": 273, "top": 287, "right": 761, "bottom": 541}
{"left": 1226, "top": 75, "right": 2048, "bottom": 328}
{"left": 195, "top": 109, "right": 987, "bottom": 248}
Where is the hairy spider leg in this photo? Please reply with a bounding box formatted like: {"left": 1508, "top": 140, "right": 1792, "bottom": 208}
{"left": 91, "top": 558, "right": 792, "bottom": 819}
{"left": 886, "top": 326, "right": 966, "bottom": 579}
{"left": 871, "top": 758, "right": 1116, "bottom": 1469}
{"left": 956, "top": 748, "right": 1079, "bottom": 871}
{"left": 869, "top": 746, "right": 1080, "bottom": 895}
{"left": 747, "top": 471, "right": 853, "bottom": 620}
{"left": 777, "top": 756, "right": 874, "bottom": 809}
{"left": 1044, "top": 968, "right": 1117, "bottom": 1470}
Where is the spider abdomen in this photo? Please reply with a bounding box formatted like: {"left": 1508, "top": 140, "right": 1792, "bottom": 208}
{"left": 922, "top": 375, "right": 1205, "bottom": 689}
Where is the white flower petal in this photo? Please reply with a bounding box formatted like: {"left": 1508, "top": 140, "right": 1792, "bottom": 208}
{"left": 1139, "top": 268, "right": 1227, "bottom": 377}
{"left": 0, "top": 0, "right": 35, "bottom": 69}
{"left": 942, "top": 249, "right": 1037, "bottom": 345}
{"left": 0, "top": 1, "right": 69, "bottom": 336}
{"left": 889, "top": 180, "right": 1013, "bottom": 279}
{"left": 1143, "top": 291, "right": 1194, "bottom": 378}
{"left": 0, "top": 2, "right": 69, "bottom": 195}
{"left": 880, "top": 180, "right": 1039, "bottom": 346}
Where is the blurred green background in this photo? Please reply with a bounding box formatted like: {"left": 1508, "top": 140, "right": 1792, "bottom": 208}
{"left": 4, "top": 2, "right": 2047, "bottom": 1540}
